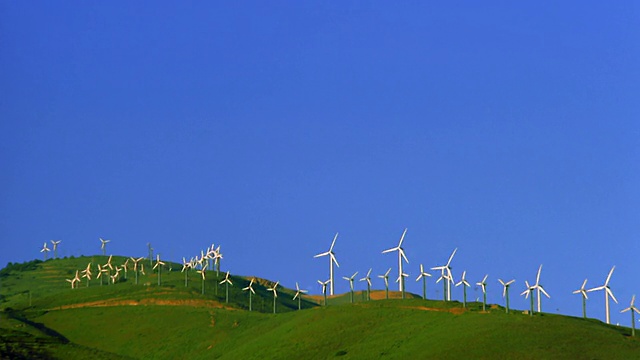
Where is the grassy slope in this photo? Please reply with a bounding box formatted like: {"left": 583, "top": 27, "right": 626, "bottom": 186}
{"left": 3, "top": 258, "right": 640, "bottom": 359}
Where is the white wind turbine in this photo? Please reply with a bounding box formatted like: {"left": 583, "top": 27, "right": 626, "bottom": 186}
{"left": 66, "top": 270, "right": 81, "bottom": 289}
{"left": 520, "top": 280, "right": 535, "bottom": 316}
{"left": 267, "top": 281, "right": 279, "bottom": 314}
{"left": 587, "top": 265, "right": 617, "bottom": 324}
{"left": 396, "top": 272, "right": 409, "bottom": 299}
{"left": 121, "top": 259, "right": 129, "bottom": 280}
{"left": 621, "top": 295, "right": 640, "bottom": 337}
{"left": 378, "top": 268, "right": 392, "bottom": 300}
{"left": 97, "top": 264, "right": 108, "bottom": 286}
{"left": 343, "top": 272, "right": 358, "bottom": 304}
{"left": 455, "top": 270, "right": 471, "bottom": 308}
{"left": 81, "top": 263, "right": 92, "bottom": 287}
{"left": 431, "top": 248, "right": 457, "bottom": 301}
{"left": 99, "top": 238, "right": 110, "bottom": 256}
{"left": 314, "top": 233, "right": 340, "bottom": 296}
{"left": 153, "top": 254, "right": 165, "bottom": 286}
{"left": 197, "top": 267, "right": 206, "bottom": 294}
{"left": 477, "top": 274, "right": 488, "bottom": 311}
{"left": 318, "top": 279, "right": 331, "bottom": 306}
{"left": 181, "top": 257, "right": 191, "bottom": 287}
{"left": 293, "top": 282, "right": 308, "bottom": 310}
{"left": 51, "top": 240, "right": 61, "bottom": 259}
{"left": 498, "top": 279, "right": 515, "bottom": 314}
{"left": 242, "top": 278, "right": 255, "bottom": 311}
{"left": 110, "top": 267, "right": 121, "bottom": 284}
{"left": 40, "top": 242, "right": 50, "bottom": 261}
{"left": 104, "top": 255, "right": 114, "bottom": 280}
{"left": 214, "top": 245, "right": 222, "bottom": 277}
{"left": 416, "top": 264, "right": 432, "bottom": 300}
{"left": 572, "top": 279, "right": 589, "bottom": 319}
{"left": 220, "top": 271, "right": 233, "bottom": 303}
{"left": 130, "top": 257, "right": 144, "bottom": 285}
{"left": 360, "top": 269, "right": 372, "bottom": 301}
{"left": 382, "top": 228, "right": 409, "bottom": 292}
{"left": 532, "top": 265, "right": 550, "bottom": 313}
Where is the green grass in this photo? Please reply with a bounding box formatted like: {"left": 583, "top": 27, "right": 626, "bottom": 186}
{"left": 2, "top": 257, "right": 640, "bottom": 359}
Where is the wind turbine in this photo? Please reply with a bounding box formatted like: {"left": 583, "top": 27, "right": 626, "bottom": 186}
{"left": 99, "top": 238, "right": 110, "bottom": 256}
{"left": 220, "top": 271, "right": 233, "bottom": 303}
{"left": 121, "top": 259, "right": 129, "bottom": 280}
{"left": 498, "top": 279, "right": 515, "bottom": 314}
{"left": 587, "top": 266, "right": 618, "bottom": 324}
{"left": 104, "top": 255, "right": 114, "bottom": 280}
{"left": 318, "top": 279, "right": 331, "bottom": 306}
{"left": 40, "top": 242, "right": 50, "bottom": 261}
{"left": 343, "top": 272, "right": 358, "bottom": 304}
{"left": 360, "top": 269, "right": 372, "bottom": 301}
{"left": 197, "top": 267, "right": 206, "bottom": 294}
{"left": 267, "top": 281, "right": 279, "bottom": 314}
{"left": 66, "top": 270, "right": 80, "bottom": 289}
{"left": 396, "top": 272, "right": 409, "bottom": 299}
{"left": 153, "top": 254, "right": 165, "bottom": 286}
{"left": 50, "top": 240, "right": 61, "bottom": 259}
{"left": 520, "top": 280, "right": 535, "bottom": 316}
{"left": 378, "top": 268, "right": 391, "bottom": 300}
{"left": 532, "top": 265, "right": 550, "bottom": 313}
{"left": 293, "top": 282, "right": 308, "bottom": 310}
{"left": 181, "top": 257, "right": 191, "bottom": 287}
{"left": 431, "top": 248, "right": 457, "bottom": 301}
{"left": 572, "top": 279, "right": 589, "bottom": 319}
{"left": 81, "top": 263, "right": 92, "bottom": 287}
{"left": 130, "top": 257, "right": 144, "bottom": 285}
{"left": 435, "top": 269, "right": 449, "bottom": 301}
{"left": 214, "top": 245, "right": 222, "bottom": 277}
{"left": 242, "top": 278, "right": 255, "bottom": 311}
{"left": 97, "top": 264, "right": 108, "bottom": 286}
{"left": 621, "top": 295, "right": 640, "bottom": 336}
{"left": 382, "top": 228, "right": 409, "bottom": 292}
{"left": 314, "top": 233, "right": 340, "bottom": 296}
{"left": 416, "top": 264, "right": 432, "bottom": 300}
{"left": 476, "top": 275, "right": 488, "bottom": 311}
{"left": 110, "top": 268, "right": 121, "bottom": 284}
{"left": 455, "top": 271, "right": 471, "bottom": 308}
{"left": 147, "top": 242, "right": 153, "bottom": 266}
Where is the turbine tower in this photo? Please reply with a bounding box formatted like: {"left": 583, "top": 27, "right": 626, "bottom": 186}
{"left": 572, "top": 279, "right": 589, "bottom": 319}
{"left": 359, "top": 269, "right": 372, "bottom": 301}
{"left": 51, "top": 240, "right": 61, "bottom": 259}
{"left": 267, "top": 281, "right": 279, "bottom": 314}
{"left": 99, "top": 238, "right": 110, "bottom": 256}
{"left": 587, "top": 265, "right": 617, "bottom": 324}
{"left": 197, "top": 267, "right": 206, "bottom": 295}
{"left": 318, "top": 279, "right": 331, "bottom": 306}
{"left": 130, "top": 257, "right": 144, "bottom": 285}
{"left": 431, "top": 248, "right": 457, "bottom": 301}
{"left": 242, "top": 278, "right": 256, "bottom": 311}
{"left": 343, "top": 272, "right": 358, "bottom": 304}
{"left": 293, "top": 282, "right": 308, "bottom": 310}
{"left": 382, "top": 228, "right": 409, "bottom": 292}
{"left": 378, "top": 268, "right": 391, "bottom": 300}
{"left": 416, "top": 264, "right": 432, "bottom": 300}
{"left": 220, "top": 271, "right": 233, "bottom": 303}
{"left": 476, "top": 274, "right": 488, "bottom": 311}
{"left": 498, "top": 279, "right": 515, "bottom": 314}
{"left": 455, "top": 270, "right": 470, "bottom": 308}
{"left": 621, "top": 295, "right": 640, "bottom": 337}
{"left": 532, "top": 265, "right": 550, "bottom": 313}
{"left": 314, "top": 233, "right": 340, "bottom": 296}
{"left": 40, "top": 242, "right": 50, "bottom": 261}
{"left": 520, "top": 280, "right": 535, "bottom": 316}
{"left": 396, "top": 272, "right": 409, "bottom": 299}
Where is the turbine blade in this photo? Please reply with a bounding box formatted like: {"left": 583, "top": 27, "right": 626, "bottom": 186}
{"left": 329, "top": 233, "right": 338, "bottom": 252}
{"left": 607, "top": 288, "right": 618, "bottom": 304}
{"left": 605, "top": 266, "right": 615, "bottom": 286}
{"left": 446, "top": 248, "right": 458, "bottom": 266}
{"left": 314, "top": 251, "right": 329, "bottom": 258}
{"left": 398, "top": 228, "right": 407, "bottom": 247}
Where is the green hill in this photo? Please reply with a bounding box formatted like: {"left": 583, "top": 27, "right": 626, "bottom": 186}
{"left": 2, "top": 257, "right": 640, "bottom": 359}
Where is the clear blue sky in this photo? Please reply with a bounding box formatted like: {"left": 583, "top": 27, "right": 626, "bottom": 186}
{"left": 1, "top": 2, "right": 638, "bottom": 325}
